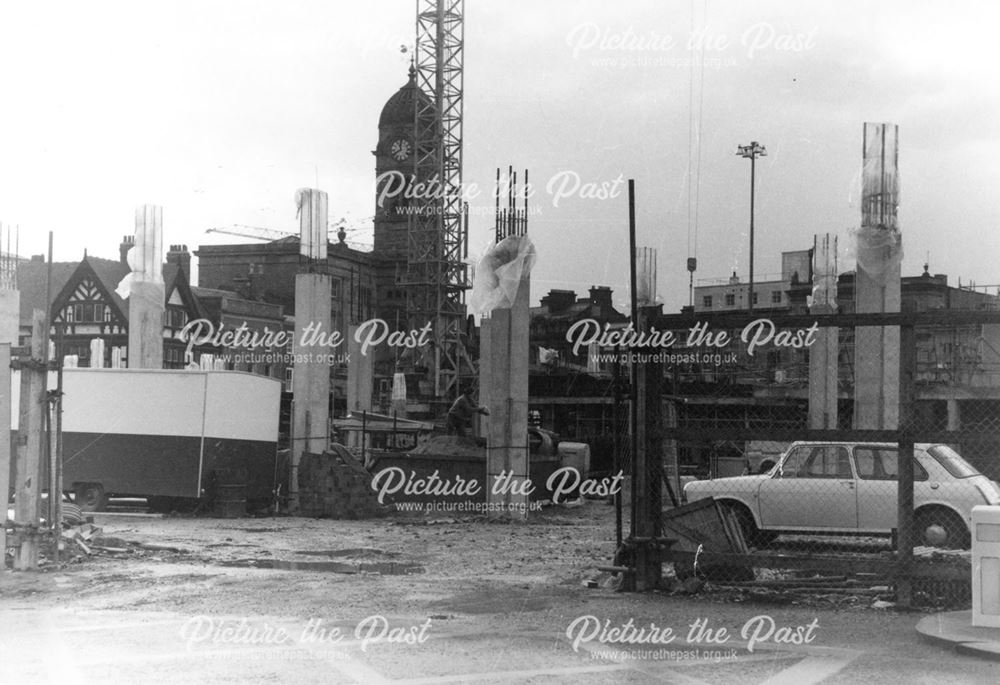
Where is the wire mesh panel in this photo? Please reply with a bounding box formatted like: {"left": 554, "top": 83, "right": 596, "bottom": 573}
{"left": 616, "top": 309, "right": 1000, "bottom": 607}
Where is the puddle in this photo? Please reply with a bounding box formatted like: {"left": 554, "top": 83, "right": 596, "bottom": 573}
{"left": 240, "top": 528, "right": 287, "bottom": 534}
{"left": 295, "top": 548, "right": 399, "bottom": 559}
{"left": 220, "top": 559, "right": 424, "bottom": 575}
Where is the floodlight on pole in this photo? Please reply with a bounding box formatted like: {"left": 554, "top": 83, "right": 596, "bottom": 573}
{"left": 736, "top": 141, "right": 766, "bottom": 312}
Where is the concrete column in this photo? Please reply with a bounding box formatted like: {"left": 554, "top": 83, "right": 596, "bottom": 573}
{"left": 946, "top": 399, "right": 960, "bottom": 431}
{"left": 0, "top": 343, "right": 10, "bottom": 561}
{"left": 477, "top": 317, "right": 491, "bottom": 439}
{"left": 0, "top": 280, "right": 17, "bottom": 558}
{"left": 13, "top": 311, "right": 46, "bottom": 570}
{"left": 290, "top": 189, "right": 331, "bottom": 514}
{"left": 809, "top": 302, "right": 839, "bottom": 429}
{"left": 346, "top": 325, "right": 373, "bottom": 414}
{"left": 127, "top": 205, "right": 164, "bottom": 369}
{"left": 854, "top": 123, "right": 901, "bottom": 430}
{"left": 0, "top": 290, "right": 18, "bottom": 345}
{"left": 809, "top": 235, "right": 839, "bottom": 429}
{"left": 484, "top": 238, "right": 531, "bottom": 521}
{"left": 855, "top": 264, "right": 901, "bottom": 429}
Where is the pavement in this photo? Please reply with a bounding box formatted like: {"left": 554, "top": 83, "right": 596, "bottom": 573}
{"left": 915, "top": 610, "right": 1000, "bottom": 662}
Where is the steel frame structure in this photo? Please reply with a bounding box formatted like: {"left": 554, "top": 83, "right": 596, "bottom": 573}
{"left": 405, "top": 0, "right": 471, "bottom": 400}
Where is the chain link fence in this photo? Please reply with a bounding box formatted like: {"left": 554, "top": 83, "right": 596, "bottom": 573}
{"left": 612, "top": 308, "right": 1000, "bottom": 607}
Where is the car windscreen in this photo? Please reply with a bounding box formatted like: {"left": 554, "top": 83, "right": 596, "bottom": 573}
{"left": 926, "top": 445, "right": 981, "bottom": 479}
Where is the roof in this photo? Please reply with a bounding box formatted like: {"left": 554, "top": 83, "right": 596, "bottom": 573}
{"left": 16, "top": 258, "right": 77, "bottom": 324}
{"left": 530, "top": 299, "right": 628, "bottom": 323}
{"left": 17, "top": 256, "right": 129, "bottom": 325}
{"left": 379, "top": 66, "right": 433, "bottom": 128}
{"left": 17, "top": 255, "right": 210, "bottom": 326}
{"left": 191, "top": 285, "right": 240, "bottom": 299}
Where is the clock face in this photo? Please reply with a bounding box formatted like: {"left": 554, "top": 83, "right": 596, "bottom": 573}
{"left": 390, "top": 138, "right": 411, "bottom": 161}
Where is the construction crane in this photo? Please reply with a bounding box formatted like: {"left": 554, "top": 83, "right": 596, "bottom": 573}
{"left": 205, "top": 224, "right": 295, "bottom": 241}
{"left": 403, "top": 0, "right": 472, "bottom": 401}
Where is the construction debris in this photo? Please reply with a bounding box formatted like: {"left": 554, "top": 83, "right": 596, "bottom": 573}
{"left": 62, "top": 522, "right": 102, "bottom": 544}
{"left": 298, "top": 446, "right": 385, "bottom": 519}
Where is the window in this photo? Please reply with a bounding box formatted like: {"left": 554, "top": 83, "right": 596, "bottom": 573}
{"left": 926, "top": 445, "right": 980, "bottom": 478}
{"left": 163, "top": 307, "right": 188, "bottom": 329}
{"left": 804, "top": 446, "right": 851, "bottom": 478}
{"left": 777, "top": 446, "right": 810, "bottom": 478}
{"left": 284, "top": 368, "right": 294, "bottom": 393}
{"left": 702, "top": 295, "right": 713, "bottom": 308}
{"left": 752, "top": 292, "right": 759, "bottom": 305}
{"left": 854, "top": 447, "right": 929, "bottom": 481}
{"left": 771, "top": 291, "right": 782, "bottom": 304}
{"left": 76, "top": 303, "right": 97, "bottom": 322}
{"left": 63, "top": 303, "right": 104, "bottom": 322}
{"left": 724, "top": 293, "right": 736, "bottom": 306}
{"left": 779, "top": 445, "right": 851, "bottom": 479}
{"left": 164, "top": 346, "right": 184, "bottom": 369}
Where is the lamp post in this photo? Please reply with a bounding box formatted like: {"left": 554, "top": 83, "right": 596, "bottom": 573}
{"left": 736, "top": 141, "right": 766, "bottom": 312}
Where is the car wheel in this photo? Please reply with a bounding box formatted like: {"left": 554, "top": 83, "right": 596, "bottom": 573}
{"left": 74, "top": 483, "right": 107, "bottom": 513}
{"left": 915, "top": 509, "right": 970, "bottom": 549}
{"left": 727, "top": 503, "right": 776, "bottom": 548}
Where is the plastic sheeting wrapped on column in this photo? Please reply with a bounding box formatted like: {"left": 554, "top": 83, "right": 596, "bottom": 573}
{"left": 115, "top": 205, "right": 164, "bottom": 299}
{"left": 469, "top": 235, "right": 537, "bottom": 316}
{"left": 849, "top": 225, "right": 902, "bottom": 280}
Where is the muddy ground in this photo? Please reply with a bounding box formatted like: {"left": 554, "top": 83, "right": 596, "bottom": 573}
{"left": 2, "top": 501, "right": 997, "bottom": 684}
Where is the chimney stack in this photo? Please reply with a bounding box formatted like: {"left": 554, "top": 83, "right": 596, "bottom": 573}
{"left": 119, "top": 235, "right": 135, "bottom": 266}
{"left": 588, "top": 285, "right": 613, "bottom": 309}
{"left": 540, "top": 289, "right": 576, "bottom": 313}
{"left": 166, "top": 244, "right": 191, "bottom": 273}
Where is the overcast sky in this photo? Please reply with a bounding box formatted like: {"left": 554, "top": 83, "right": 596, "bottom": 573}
{"left": 1, "top": 1, "right": 997, "bottom": 312}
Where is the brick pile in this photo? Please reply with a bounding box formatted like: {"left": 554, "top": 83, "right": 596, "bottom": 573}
{"left": 297, "top": 445, "right": 385, "bottom": 519}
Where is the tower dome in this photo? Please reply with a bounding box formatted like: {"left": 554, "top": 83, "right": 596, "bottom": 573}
{"left": 379, "top": 64, "right": 433, "bottom": 127}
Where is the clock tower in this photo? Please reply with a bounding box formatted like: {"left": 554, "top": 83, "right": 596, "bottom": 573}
{"left": 373, "top": 64, "right": 434, "bottom": 329}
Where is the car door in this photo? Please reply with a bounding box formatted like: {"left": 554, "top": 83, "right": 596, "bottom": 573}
{"left": 757, "top": 444, "right": 858, "bottom": 530}
{"left": 853, "top": 445, "right": 929, "bottom": 532}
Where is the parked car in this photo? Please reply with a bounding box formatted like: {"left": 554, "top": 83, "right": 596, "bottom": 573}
{"left": 683, "top": 441, "right": 1000, "bottom": 549}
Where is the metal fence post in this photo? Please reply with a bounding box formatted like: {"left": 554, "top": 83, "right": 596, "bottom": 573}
{"left": 897, "top": 323, "right": 917, "bottom": 607}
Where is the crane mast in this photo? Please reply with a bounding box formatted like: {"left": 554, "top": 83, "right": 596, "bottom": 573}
{"left": 404, "top": 0, "right": 471, "bottom": 401}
